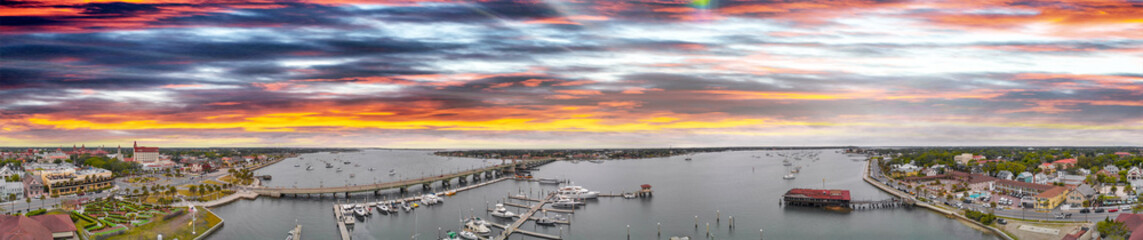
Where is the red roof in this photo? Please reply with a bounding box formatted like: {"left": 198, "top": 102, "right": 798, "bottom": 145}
{"left": 1053, "top": 159, "right": 1077, "bottom": 165}
{"left": 1116, "top": 213, "right": 1143, "bottom": 240}
{"left": 134, "top": 147, "right": 159, "bottom": 152}
{"left": 29, "top": 214, "right": 76, "bottom": 233}
{"left": 0, "top": 215, "right": 54, "bottom": 240}
{"left": 785, "top": 188, "right": 851, "bottom": 201}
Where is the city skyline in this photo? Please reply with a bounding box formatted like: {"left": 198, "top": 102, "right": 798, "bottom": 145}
{"left": 2, "top": 0, "right": 1141, "bottom": 148}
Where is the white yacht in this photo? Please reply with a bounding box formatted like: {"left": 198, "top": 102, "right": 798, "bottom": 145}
{"left": 421, "top": 194, "right": 443, "bottom": 205}
{"left": 537, "top": 178, "right": 561, "bottom": 184}
{"left": 377, "top": 204, "right": 391, "bottom": 214}
{"left": 490, "top": 204, "right": 516, "bottom": 218}
{"left": 556, "top": 186, "right": 599, "bottom": 199}
{"left": 457, "top": 231, "right": 478, "bottom": 240}
{"left": 462, "top": 217, "right": 492, "bottom": 236}
{"left": 551, "top": 197, "right": 583, "bottom": 209}
{"left": 783, "top": 174, "right": 796, "bottom": 180}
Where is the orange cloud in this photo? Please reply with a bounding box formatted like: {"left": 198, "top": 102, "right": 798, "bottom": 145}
{"left": 554, "top": 90, "right": 603, "bottom": 95}
{"left": 252, "top": 82, "right": 294, "bottom": 91}
{"left": 598, "top": 101, "right": 643, "bottom": 109}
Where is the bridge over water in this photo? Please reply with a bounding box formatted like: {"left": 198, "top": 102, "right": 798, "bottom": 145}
{"left": 252, "top": 159, "right": 555, "bottom": 198}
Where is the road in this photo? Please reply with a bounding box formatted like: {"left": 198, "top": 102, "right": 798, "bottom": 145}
{"left": 869, "top": 159, "right": 1122, "bottom": 222}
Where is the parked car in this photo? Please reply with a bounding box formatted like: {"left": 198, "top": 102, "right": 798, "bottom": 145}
{"left": 963, "top": 199, "right": 973, "bottom": 204}
{"left": 1096, "top": 208, "right": 1106, "bottom": 213}
{"left": 997, "top": 219, "right": 1007, "bottom": 225}
{"left": 1110, "top": 209, "right": 1119, "bottom": 213}
{"left": 1080, "top": 208, "right": 1091, "bottom": 213}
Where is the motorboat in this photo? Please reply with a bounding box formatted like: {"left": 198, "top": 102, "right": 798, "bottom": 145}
{"left": 588, "top": 160, "right": 604, "bottom": 164}
{"left": 537, "top": 178, "right": 561, "bottom": 184}
{"left": 490, "top": 204, "right": 516, "bottom": 218}
{"left": 306, "top": 165, "right": 313, "bottom": 171}
{"left": 556, "top": 186, "right": 599, "bottom": 199}
{"left": 369, "top": 168, "right": 375, "bottom": 171}
{"left": 441, "top": 231, "right": 460, "bottom": 240}
{"left": 782, "top": 160, "right": 793, "bottom": 166}
{"left": 535, "top": 216, "right": 557, "bottom": 226}
{"left": 622, "top": 192, "right": 636, "bottom": 199}
{"left": 336, "top": 168, "right": 343, "bottom": 172}
{"left": 344, "top": 161, "right": 351, "bottom": 165}
{"left": 378, "top": 204, "right": 391, "bottom": 214}
{"left": 421, "top": 194, "right": 442, "bottom": 205}
{"left": 353, "top": 205, "right": 368, "bottom": 217}
{"left": 457, "top": 231, "right": 478, "bottom": 240}
{"left": 783, "top": 174, "right": 796, "bottom": 180}
{"left": 685, "top": 157, "right": 692, "bottom": 161}
{"left": 401, "top": 201, "right": 413, "bottom": 212}
{"left": 325, "top": 163, "right": 333, "bottom": 168}
{"left": 294, "top": 164, "right": 300, "bottom": 167}
{"left": 551, "top": 197, "right": 583, "bottom": 209}
{"left": 354, "top": 164, "right": 360, "bottom": 167}
{"left": 349, "top": 173, "right": 355, "bottom": 178}
{"left": 342, "top": 215, "right": 355, "bottom": 225}
{"left": 462, "top": 217, "right": 492, "bottom": 236}
{"left": 387, "top": 202, "right": 400, "bottom": 214}
{"left": 389, "top": 172, "right": 397, "bottom": 176}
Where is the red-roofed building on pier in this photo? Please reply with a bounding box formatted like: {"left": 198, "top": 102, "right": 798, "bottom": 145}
{"left": 783, "top": 188, "right": 851, "bottom": 208}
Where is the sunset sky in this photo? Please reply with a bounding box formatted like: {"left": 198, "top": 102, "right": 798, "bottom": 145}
{"left": 1, "top": 0, "right": 1141, "bottom": 148}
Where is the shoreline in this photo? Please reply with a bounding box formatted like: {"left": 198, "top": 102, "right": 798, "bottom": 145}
{"left": 862, "top": 159, "right": 1015, "bottom": 240}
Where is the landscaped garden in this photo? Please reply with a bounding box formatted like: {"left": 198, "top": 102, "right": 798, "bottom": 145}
{"left": 71, "top": 199, "right": 183, "bottom": 239}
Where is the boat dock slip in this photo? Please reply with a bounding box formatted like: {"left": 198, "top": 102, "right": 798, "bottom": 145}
{"left": 494, "top": 192, "right": 559, "bottom": 240}
{"left": 488, "top": 222, "right": 562, "bottom": 240}
{"left": 331, "top": 204, "right": 350, "bottom": 240}
{"left": 508, "top": 195, "right": 544, "bottom": 202}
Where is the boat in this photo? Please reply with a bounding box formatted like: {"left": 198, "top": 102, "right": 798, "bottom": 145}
{"left": 421, "top": 194, "right": 442, "bottom": 205}
{"left": 378, "top": 204, "right": 391, "bottom": 214}
{"left": 669, "top": 237, "right": 692, "bottom": 240}
{"left": 782, "top": 160, "right": 793, "bottom": 166}
{"left": 401, "top": 201, "right": 413, "bottom": 212}
{"left": 294, "top": 164, "right": 300, "bottom": 167}
{"left": 389, "top": 172, "right": 397, "bottom": 176}
{"left": 551, "top": 197, "right": 583, "bottom": 209}
{"left": 685, "top": 157, "right": 692, "bottom": 161}
{"left": 441, "top": 230, "right": 459, "bottom": 240}
{"left": 535, "top": 216, "right": 557, "bottom": 226}
{"left": 783, "top": 174, "right": 796, "bottom": 180}
{"left": 556, "top": 186, "right": 599, "bottom": 199}
{"left": 353, "top": 205, "right": 368, "bottom": 217}
{"left": 285, "top": 222, "right": 301, "bottom": 240}
{"left": 537, "top": 178, "right": 561, "bottom": 184}
{"left": 305, "top": 165, "right": 313, "bottom": 171}
{"left": 325, "top": 163, "right": 333, "bottom": 168}
{"left": 588, "top": 160, "right": 604, "bottom": 164}
{"left": 622, "top": 192, "right": 637, "bottom": 199}
{"left": 349, "top": 173, "right": 355, "bottom": 178}
{"left": 462, "top": 217, "right": 492, "bottom": 236}
{"left": 490, "top": 204, "right": 516, "bottom": 218}
{"left": 387, "top": 202, "right": 400, "bottom": 214}
{"left": 342, "top": 215, "right": 355, "bottom": 225}
{"left": 354, "top": 164, "right": 360, "bottom": 167}
{"left": 336, "top": 168, "right": 342, "bottom": 172}
{"left": 457, "top": 231, "right": 478, "bottom": 240}
{"left": 369, "top": 168, "right": 375, "bottom": 171}
{"left": 344, "top": 161, "right": 351, "bottom": 165}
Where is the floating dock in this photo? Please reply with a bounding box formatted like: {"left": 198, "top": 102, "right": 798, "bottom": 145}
{"left": 493, "top": 193, "right": 561, "bottom": 240}
{"left": 488, "top": 222, "right": 562, "bottom": 240}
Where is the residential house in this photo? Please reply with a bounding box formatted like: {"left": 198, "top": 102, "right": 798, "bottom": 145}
{"left": 996, "top": 171, "right": 1014, "bottom": 180}
{"left": 922, "top": 168, "right": 940, "bottom": 177}
{"left": 1129, "top": 167, "right": 1143, "bottom": 180}
{"left": 1065, "top": 184, "right": 1097, "bottom": 206}
{"left": 890, "top": 164, "right": 922, "bottom": 178}
{"left": 1016, "top": 172, "right": 1034, "bottom": 183}
{"left": 1059, "top": 174, "right": 1086, "bottom": 185}
{"left": 1039, "top": 163, "right": 1057, "bottom": 174}
{"left": 994, "top": 178, "right": 1056, "bottom": 196}
{"left": 1077, "top": 168, "right": 1092, "bottom": 176}
{"left": 1102, "top": 165, "right": 1122, "bottom": 176}
{"left": 1033, "top": 173, "right": 1054, "bottom": 184}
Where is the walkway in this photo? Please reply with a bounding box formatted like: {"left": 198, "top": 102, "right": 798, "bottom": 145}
{"left": 494, "top": 192, "right": 560, "bottom": 240}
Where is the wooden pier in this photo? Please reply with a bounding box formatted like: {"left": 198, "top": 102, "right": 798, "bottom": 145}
{"left": 290, "top": 224, "right": 302, "bottom": 240}
{"left": 502, "top": 202, "right": 575, "bottom": 214}
{"left": 488, "top": 222, "right": 562, "bottom": 240}
{"left": 331, "top": 204, "right": 351, "bottom": 240}
{"left": 494, "top": 192, "right": 561, "bottom": 240}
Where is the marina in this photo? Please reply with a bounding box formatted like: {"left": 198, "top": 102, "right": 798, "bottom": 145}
{"left": 208, "top": 149, "right": 998, "bottom": 240}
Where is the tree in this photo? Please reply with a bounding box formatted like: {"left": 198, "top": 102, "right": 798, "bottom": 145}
{"left": 1132, "top": 203, "right": 1143, "bottom": 214}
{"left": 189, "top": 186, "right": 197, "bottom": 196}
{"left": 1098, "top": 217, "right": 1129, "bottom": 239}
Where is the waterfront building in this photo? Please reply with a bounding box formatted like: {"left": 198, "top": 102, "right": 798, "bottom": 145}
{"left": 0, "top": 214, "right": 77, "bottom": 240}
{"left": 783, "top": 188, "right": 851, "bottom": 208}
{"left": 1033, "top": 186, "right": 1069, "bottom": 209}
{"left": 994, "top": 178, "right": 1056, "bottom": 196}
{"left": 890, "top": 163, "right": 921, "bottom": 178}
{"left": 37, "top": 166, "right": 112, "bottom": 196}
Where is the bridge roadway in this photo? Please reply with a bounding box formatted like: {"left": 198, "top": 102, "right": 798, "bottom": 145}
{"left": 252, "top": 159, "right": 554, "bottom": 197}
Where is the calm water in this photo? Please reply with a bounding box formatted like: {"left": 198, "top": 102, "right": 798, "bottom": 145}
{"left": 210, "top": 149, "right": 997, "bottom": 239}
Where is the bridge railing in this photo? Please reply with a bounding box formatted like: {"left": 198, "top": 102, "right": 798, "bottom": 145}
{"left": 255, "top": 160, "right": 544, "bottom": 192}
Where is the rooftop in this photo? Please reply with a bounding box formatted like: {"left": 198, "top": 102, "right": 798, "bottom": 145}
{"left": 784, "top": 188, "right": 851, "bottom": 201}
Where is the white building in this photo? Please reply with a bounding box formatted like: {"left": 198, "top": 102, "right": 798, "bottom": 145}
{"left": 0, "top": 178, "right": 24, "bottom": 200}
{"left": 954, "top": 153, "right": 974, "bottom": 165}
